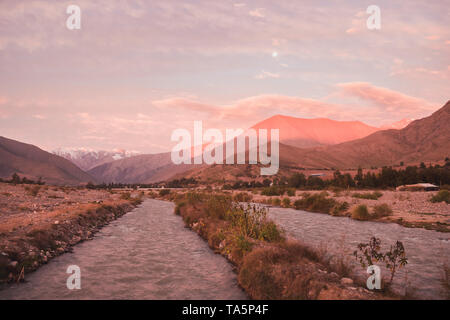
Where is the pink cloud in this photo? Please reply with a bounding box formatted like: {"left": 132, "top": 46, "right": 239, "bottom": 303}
{"left": 149, "top": 83, "right": 439, "bottom": 130}
{"left": 336, "top": 82, "right": 436, "bottom": 114}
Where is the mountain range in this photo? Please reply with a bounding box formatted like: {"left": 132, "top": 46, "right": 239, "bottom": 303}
{"left": 169, "top": 101, "right": 450, "bottom": 182}
{"left": 1, "top": 101, "right": 448, "bottom": 185}
{"left": 53, "top": 148, "right": 141, "bottom": 171}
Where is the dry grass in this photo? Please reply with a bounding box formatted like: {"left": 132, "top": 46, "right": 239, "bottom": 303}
{"left": 351, "top": 204, "right": 371, "bottom": 221}
{"left": 372, "top": 203, "right": 393, "bottom": 218}
{"left": 175, "top": 192, "right": 380, "bottom": 300}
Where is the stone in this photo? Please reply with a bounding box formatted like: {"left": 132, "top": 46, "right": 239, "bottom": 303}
{"left": 341, "top": 278, "right": 354, "bottom": 286}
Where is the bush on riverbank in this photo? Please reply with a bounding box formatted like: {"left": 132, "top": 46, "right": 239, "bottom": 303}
{"left": 352, "top": 191, "right": 383, "bottom": 200}
{"left": 282, "top": 197, "right": 291, "bottom": 208}
{"left": 372, "top": 203, "right": 393, "bottom": 218}
{"left": 293, "top": 192, "right": 337, "bottom": 214}
{"left": 430, "top": 190, "right": 450, "bottom": 204}
{"left": 233, "top": 192, "right": 253, "bottom": 203}
{"left": 159, "top": 189, "right": 171, "bottom": 196}
{"left": 351, "top": 204, "right": 371, "bottom": 220}
{"left": 174, "top": 193, "right": 375, "bottom": 300}
{"left": 271, "top": 197, "right": 281, "bottom": 206}
{"left": 351, "top": 203, "right": 393, "bottom": 221}
{"left": 239, "top": 241, "right": 322, "bottom": 299}
{"left": 261, "top": 186, "right": 286, "bottom": 196}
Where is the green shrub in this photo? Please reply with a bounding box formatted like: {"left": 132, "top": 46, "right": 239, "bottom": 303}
{"left": 286, "top": 188, "right": 296, "bottom": 197}
{"left": 352, "top": 191, "right": 383, "bottom": 200}
{"left": 261, "top": 186, "right": 285, "bottom": 196}
{"left": 372, "top": 203, "right": 393, "bottom": 218}
{"left": 233, "top": 192, "right": 253, "bottom": 202}
{"left": 120, "top": 192, "right": 131, "bottom": 200}
{"left": 234, "top": 235, "right": 253, "bottom": 254}
{"left": 354, "top": 236, "right": 408, "bottom": 288}
{"left": 159, "top": 189, "right": 171, "bottom": 196}
{"left": 293, "top": 192, "right": 336, "bottom": 214}
{"left": 272, "top": 198, "right": 281, "bottom": 206}
{"left": 331, "top": 201, "right": 349, "bottom": 216}
{"left": 351, "top": 204, "right": 371, "bottom": 220}
{"left": 259, "top": 221, "right": 284, "bottom": 242}
{"left": 226, "top": 205, "right": 284, "bottom": 243}
{"left": 282, "top": 197, "right": 291, "bottom": 208}
{"left": 174, "top": 201, "right": 186, "bottom": 215}
{"left": 430, "top": 190, "right": 450, "bottom": 204}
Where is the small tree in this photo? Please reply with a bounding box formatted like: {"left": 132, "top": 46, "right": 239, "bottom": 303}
{"left": 384, "top": 241, "right": 408, "bottom": 285}
{"left": 354, "top": 236, "right": 408, "bottom": 289}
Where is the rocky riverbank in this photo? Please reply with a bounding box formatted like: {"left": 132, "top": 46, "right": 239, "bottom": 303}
{"left": 164, "top": 191, "right": 392, "bottom": 300}
{"left": 0, "top": 183, "right": 142, "bottom": 284}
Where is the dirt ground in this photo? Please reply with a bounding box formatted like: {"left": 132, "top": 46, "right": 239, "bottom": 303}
{"left": 0, "top": 183, "right": 137, "bottom": 234}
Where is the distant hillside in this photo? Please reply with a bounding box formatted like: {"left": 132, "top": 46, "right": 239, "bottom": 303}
{"left": 88, "top": 152, "right": 200, "bottom": 184}
{"left": 251, "top": 115, "right": 379, "bottom": 148}
{"left": 53, "top": 148, "right": 141, "bottom": 171}
{"left": 0, "top": 136, "right": 95, "bottom": 185}
{"left": 289, "top": 100, "right": 450, "bottom": 169}
{"left": 380, "top": 118, "right": 414, "bottom": 130}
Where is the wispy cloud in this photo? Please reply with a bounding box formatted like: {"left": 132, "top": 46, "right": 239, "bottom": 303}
{"left": 254, "top": 71, "right": 280, "bottom": 79}
{"left": 336, "top": 82, "right": 436, "bottom": 114}
{"left": 248, "top": 8, "right": 265, "bottom": 18}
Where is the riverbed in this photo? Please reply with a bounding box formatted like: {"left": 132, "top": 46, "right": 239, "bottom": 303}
{"left": 0, "top": 199, "right": 246, "bottom": 300}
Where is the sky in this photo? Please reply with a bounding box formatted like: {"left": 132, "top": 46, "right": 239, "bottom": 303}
{"left": 0, "top": 0, "right": 449, "bottom": 154}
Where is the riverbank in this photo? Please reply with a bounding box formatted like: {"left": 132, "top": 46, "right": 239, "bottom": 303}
{"left": 164, "top": 191, "right": 391, "bottom": 300}
{"left": 0, "top": 199, "right": 247, "bottom": 300}
{"left": 242, "top": 190, "right": 450, "bottom": 232}
{"left": 0, "top": 183, "right": 143, "bottom": 283}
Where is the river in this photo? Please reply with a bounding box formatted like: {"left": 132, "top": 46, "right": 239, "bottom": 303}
{"left": 0, "top": 199, "right": 247, "bottom": 300}
{"left": 2, "top": 199, "right": 448, "bottom": 299}
{"left": 269, "top": 206, "right": 450, "bottom": 299}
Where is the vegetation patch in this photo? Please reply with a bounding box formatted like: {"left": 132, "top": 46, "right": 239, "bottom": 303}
{"left": 293, "top": 192, "right": 337, "bottom": 214}
{"left": 175, "top": 192, "right": 380, "bottom": 300}
{"left": 430, "top": 190, "right": 450, "bottom": 204}
{"left": 352, "top": 191, "right": 383, "bottom": 200}
{"left": 351, "top": 204, "right": 371, "bottom": 221}
{"left": 372, "top": 203, "right": 393, "bottom": 218}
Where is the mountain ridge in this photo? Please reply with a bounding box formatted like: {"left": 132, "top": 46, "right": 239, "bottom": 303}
{"left": 0, "top": 136, "right": 95, "bottom": 185}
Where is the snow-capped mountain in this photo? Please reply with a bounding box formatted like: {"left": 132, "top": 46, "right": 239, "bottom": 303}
{"left": 52, "top": 147, "right": 141, "bottom": 171}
